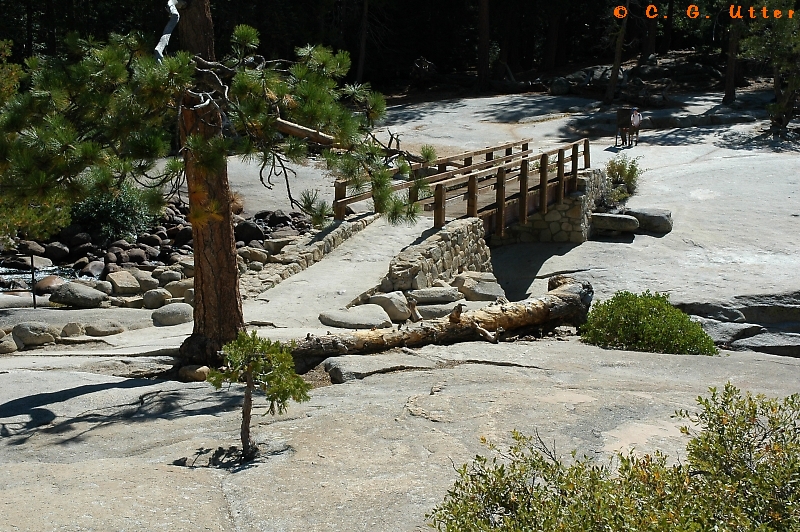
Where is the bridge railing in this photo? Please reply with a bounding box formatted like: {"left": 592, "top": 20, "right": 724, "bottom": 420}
{"left": 333, "top": 138, "right": 591, "bottom": 236}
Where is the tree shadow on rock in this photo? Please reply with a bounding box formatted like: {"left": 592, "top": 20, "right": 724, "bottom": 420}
{"left": 383, "top": 98, "right": 469, "bottom": 126}
{"left": 491, "top": 242, "right": 581, "bottom": 301}
{"left": 712, "top": 128, "right": 800, "bottom": 153}
{"left": 0, "top": 379, "right": 241, "bottom": 447}
{"left": 173, "top": 439, "right": 294, "bottom": 471}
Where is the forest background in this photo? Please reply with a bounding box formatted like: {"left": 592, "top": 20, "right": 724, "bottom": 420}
{"left": 0, "top": 0, "right": 771, "bottom": 89}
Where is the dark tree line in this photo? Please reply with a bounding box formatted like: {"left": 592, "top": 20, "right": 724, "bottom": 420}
{"left": 0, "top": 0, "right": 763, "bottom": 86}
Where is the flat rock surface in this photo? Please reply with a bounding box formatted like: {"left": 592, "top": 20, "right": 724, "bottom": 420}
{"left": 730, "top": 332, "right": 800, "bottom": 357}
{"left": 1, "top": 339, "right": 798, "bottom": 531}
{"left": 323, "top": 352, "right": 438, "bottom": 383}
{"left": 407, "top": 287, "right": 465, "bottom": 304}
{"left": 319, "top": 304, "right": 392, "bottom": 330}
{"left": 691, "top": 316, "right": 766, "bottom": 345}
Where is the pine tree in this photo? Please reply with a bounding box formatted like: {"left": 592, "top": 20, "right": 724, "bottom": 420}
{"left": 0, "top": 1, "right": 397, "bottom": 364}
{"left": 740, "top": 0, "right": 800, "bottom": 130}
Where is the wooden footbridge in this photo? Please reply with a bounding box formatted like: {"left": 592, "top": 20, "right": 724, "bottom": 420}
{"left": 333, "top": 138, "right": 591, "bottom": 237}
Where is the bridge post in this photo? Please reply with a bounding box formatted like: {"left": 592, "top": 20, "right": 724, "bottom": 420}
{"left": 434, "top": 184, "right": 446, "bottom": 228}
{"left": 539, "top": 153, "right": 549, "bottom": 215}
{"left": 572, "top": 143, "right": 579, "bottom": 191}
{"left": 467, "top": 175, "right": 478, "bottom": 217}
{"left": 485, "top": 151, "right": 493, "bottom": 162}
{"left": 464, "top": 156, "right": 473, "bottom": 171}
{"left": 334, "top": 180, "right": 347, "bottom": 220}
{"left": 408, "top": 169, "right": 420, "bottom": 205}
{"left": 583, "top": 139, "right": 590, "bottom": 169}
{"left": 557, "top": 148, "right": 565, "bottom": 204}
{"left": 505, "top": 147, "right": 513, "bottom": 157}
{"left": 495, "top": 166, "right": 506, "bottom": 237}
{"left": 519, "top": 159, "right": 529, "bottom": 225}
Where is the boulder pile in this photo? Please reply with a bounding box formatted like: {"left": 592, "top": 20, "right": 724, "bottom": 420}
{"left": 322, "top": 271, "right": 507, "bottom": 329}
{"left": 0, "top": 198, "right": 314, "bottom": 280}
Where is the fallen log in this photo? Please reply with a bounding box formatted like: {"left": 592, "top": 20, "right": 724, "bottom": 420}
{"left": 291, "top": 275, "right": 593, "bottom": 373}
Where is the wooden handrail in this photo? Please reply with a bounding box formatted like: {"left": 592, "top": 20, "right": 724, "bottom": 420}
{"left": 407, "top": 138, "right": 534, "bottom": 171}
{"left": 336, "top": 149, "right": 534, "bottom": 207}
{"left": 333, "top": 138, "right": 591, "bottom": 230}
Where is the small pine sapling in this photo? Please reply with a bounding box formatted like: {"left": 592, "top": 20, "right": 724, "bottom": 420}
{"left": 208, "top": 331, "right": 310, "bottom": 461}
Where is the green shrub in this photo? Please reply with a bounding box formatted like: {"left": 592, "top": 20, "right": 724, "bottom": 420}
{"left": 581, "top": 290, "right": 717, "bottom": 355}
{"left": 606, "top": 153, "right": 643, "bottom": 197}
{"left": 299, "top": 189, "right": 333, "bottom": 228}
{"left": 428, "top": 383, "right": 800, "bottom": 531}
{"left": 70, "top": 181, "right": 163, "bottom": 243}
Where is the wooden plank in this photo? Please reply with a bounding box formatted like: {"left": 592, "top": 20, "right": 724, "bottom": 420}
{"left": 584, "top": 139, "right": 591, "bottom": 168}
{"left": 539, "top": 153, "right": 549, "bottom": 215}
{"left": 334, "top": 181, "right": 348, "bottom": 220}
{"left": 519, "top": 159, "right": 529, "bottom": 225}
{"left": 467, "top": 175, "right": 478, "bottom": 217}
{"left": 496, "top": 167, "right": 506, "bottom": 237}
{"left": 572, "top": 143, "right": 579, "bottom": 182}
{"left": 434, "top": 184, "right": 446, "bottom": 228}
{"left": 557, "top": 148, "right": 565, "bottom": 204}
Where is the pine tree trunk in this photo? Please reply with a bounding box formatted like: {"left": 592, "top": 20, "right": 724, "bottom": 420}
{"left": 477, "top": 0, "right": 490, "bottom": 89}
{"left": 723, "top": 21, "right": 741, "bottom": 105}
{"left": 291, "top": 276, "right": 593, "bottom": 373}
{"left": 178, "top": 0, "right": 216, "bottom": 61}
{"left": 660, "top": 0, "right": 674, "bottom": 54}
{"left": 542, "top": 8, "right": 560, "bottom": 72}
{"left": 604, "top": 0, "right": 630, "bottom": 104}
{"left": 640, "top": 3, "right": 658, "bottom": 62}
{"left": 356, "top": 0, "right": 369, "bottom": 83}
{"left": 178, "top": 101, "right": 244, "bottom": 365}
{"left": 241, "top": 371, "right": 254, "bottom": 458}
{"left": 26, "top": 0, "right": 34, "bottom": 58}
{"left": 176, "top": 0, "right": 245, "bottom": 365}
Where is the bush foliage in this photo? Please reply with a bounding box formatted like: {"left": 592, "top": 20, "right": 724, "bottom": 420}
{"left": 428, "top": 383, "right": 800, "bottom": 531}
{"left": 70, "top": 181, "right": 163, "bottom": 243}
{"left": 581, "top": 290, "right": 717, "bottom": 356}
{"left": 606, "top": 154, "right": 643, "bottom": 203}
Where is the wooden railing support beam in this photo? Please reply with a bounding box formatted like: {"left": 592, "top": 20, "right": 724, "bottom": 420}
{"left": 334, "top": 180, "right": 347, "bottom": 220}
{"left": 495, "top": 166, "right": 506, "bottom": 237}
{"left": 519, "top": 159, "right": 529, "bottom": 225}
{"left": 467, "top": 175, "right": 478, "bottom": 217}
{"left": 539, "top": 153, "right": 549, "bottom": 215}
{"left": 557, "top": 148, "right": 565, "bottom": 204}
{"left": 583, "top": 139, "right": 590, "bottom": 169}
{"left": 572, "top": 143, "right": 579, "bottom": 191}
{"left": 434, "top": 184, "right": 446, "bottom": 228}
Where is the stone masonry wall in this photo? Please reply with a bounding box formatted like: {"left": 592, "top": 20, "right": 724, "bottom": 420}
{"left": 490, "top": 168, "right": 607, "bottom": 246}
{"left": 381, "top": 218, "right": 492, "bottom": 292}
